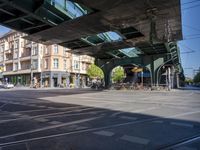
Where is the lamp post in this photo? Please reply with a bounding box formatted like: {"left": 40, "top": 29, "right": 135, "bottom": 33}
{"left": 141, "top": 71, "right": 143, "bottom": 87}
{"left": 78, "top": 54, "right": 81, "bottom": 88}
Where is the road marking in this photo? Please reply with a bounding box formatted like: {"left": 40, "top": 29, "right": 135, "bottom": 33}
{"left": 93, "top": 130, "right": 114, "bottom": 137}
{"left": 6, "top": 106, "right": 84, "bottom": 114}
{"left": 0, "top": 116, "right": 102, "bottom": 139}
{"left": 49, "top": 121, "right": 62, "bottom": 125}
{"left": 33, "top": 118, "right": 49, "bottom": 122}
{"left": 171, "top": 110, "right": 200, "bottom": 118}
{"left": 0, "top": 107, "right": 96, "bottom": 124}
{"left": 28, "top": 104, "right": 37, "bottom": 107}
{"left": 0, "top": 117, "right": 157, "bottom": 147}
{"left": 0, "top": 103, "right": 8, "bottom": 109}
{"left": 120, "top": 135, "right": 150, "bottom": 145}
{"left": 129, "top": 107, "right": 158, "bottom": 113}
{"left": 120, "top": 116, "right": 137, "bottom": 120}
{"left": 152, "top": 120, "right": 164, "bottom": 124}
{"left": 11, "top": 113, "right": 21, "bottom": 116}
{"left": 0, "top": 110, "right": 200, "bottom": 147}
{"left": 37, "top": 106, "right": 47, "bottom": 108}
{"left": 76, "top": 126, "right": 88, "bottom": 130}
{"left": 110, "top": 107, "right": 157, "bottom": 117}
{"left": 19, "top": 115, "right": 30, "bottom": 118}
{"left": 175, "top": 147, "right": 197, "bottom": 150}
{"left": 170, "top": 122, "right": 194, "bottom": 128}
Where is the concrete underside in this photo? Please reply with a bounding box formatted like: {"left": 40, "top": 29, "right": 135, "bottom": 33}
{"left": 0, "top": 0, "right": 182, "bottom": 58}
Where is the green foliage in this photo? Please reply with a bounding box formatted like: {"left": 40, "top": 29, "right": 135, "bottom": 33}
{"left": 112, "top": 66, "right": 125, "bottom": 83}
{"left": 185, "top": 78, "right": 193, "bottom": 83}
{"left": 87, "top": 64, "right": 104, "bottom": 79}
{"left": 193, "top": 72, "right": 200, "bottom": 83}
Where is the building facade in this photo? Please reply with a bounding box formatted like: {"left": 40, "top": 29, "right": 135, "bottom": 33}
{"left": 0, "top": 31, "right": 94, "bottom": 88}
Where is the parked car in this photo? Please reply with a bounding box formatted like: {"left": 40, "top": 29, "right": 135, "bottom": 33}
{"left": 0, "top": 83, "right": 4, "bottom": 88}
{"left": 0, "top": 83, "right": 14, "bottom": 89}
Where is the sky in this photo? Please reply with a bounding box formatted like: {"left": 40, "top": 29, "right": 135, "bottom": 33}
{"left": 0, "top": 0, "right": 200, "bottom": 78}
{"left": 179, "top": 0, "right": 200, "bottom": 78}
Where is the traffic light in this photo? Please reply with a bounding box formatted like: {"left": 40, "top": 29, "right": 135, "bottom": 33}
{"left": 0, "top": 66, "right": 3, "bottom": 72}
{"left": 131, "top": 67, "right": 143, "bottom": 73}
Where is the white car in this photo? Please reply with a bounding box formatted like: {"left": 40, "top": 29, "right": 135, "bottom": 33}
{"left": 3, "top": 83, "right": 14, "bottom": 89}
{"left": 0, "top": 83, "right": 4, "bottom": 88}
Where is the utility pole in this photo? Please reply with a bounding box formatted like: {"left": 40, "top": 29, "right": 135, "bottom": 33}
{"left": 141, "top": 71, "right": 143, "bottom": 87}
{"left": 78, "top": 54, "right": 81, "bottom": 88}
{"left": 30, "top": 42, "right": 33, "bottom": 88}
{"left": 168, "top": 67, "right": 171, "bottom": 91}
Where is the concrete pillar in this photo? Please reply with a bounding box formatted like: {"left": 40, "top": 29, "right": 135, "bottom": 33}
{"left": 58, "top": 72, "right": 62, "bottom": 87}
{"left": 50, "top": 72, "right": 54, "bottom": 88}
{"left": 104, "top": 73, "right": 111, "bottom": 89}
{"left": 104, "top": 71, "right": 111, "bottom": 89}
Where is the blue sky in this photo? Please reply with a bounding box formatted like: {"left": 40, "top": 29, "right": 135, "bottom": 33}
{"left": 0, "top": 0, "right": 200, "bottom": 78}
{"left": 179, "top": 0, "right": 200, "bottom": 78}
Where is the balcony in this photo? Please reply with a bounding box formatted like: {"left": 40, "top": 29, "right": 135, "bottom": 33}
{"left": 5, "top": 54, "right": 13, "bottom": 64}
{"left": 25, "top": 42, "right": 32, "bottom": 48}
{"left": 5, "top": 64, "right": 13, "bottom": 73}
{"left": 20, "top": 49, "right": 31, "bottom": 60}
{"left": 4, "top": 46, "right": 14, "bottom": 52}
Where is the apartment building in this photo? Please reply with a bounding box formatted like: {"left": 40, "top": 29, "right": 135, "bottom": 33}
{"left": 0, "top": 30, "right": 94, "bottom": 87}
{"left": 0, "top": 31, "right": 44, "bottom": 86}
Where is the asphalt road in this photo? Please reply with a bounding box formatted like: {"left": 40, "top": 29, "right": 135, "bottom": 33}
{"left": 0, "top": 88, "right": 199, "bottom": 150}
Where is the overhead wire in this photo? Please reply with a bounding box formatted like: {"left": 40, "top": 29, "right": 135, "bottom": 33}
{"left": 182, "top": 0, "right": 200, "bottom": 5}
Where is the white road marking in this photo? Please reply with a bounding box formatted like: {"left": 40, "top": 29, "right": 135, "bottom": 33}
{"left": 19, "top": 115, "right": 30, "bottom": 118}
{"left": 76, "top": 126, "right": 88, "bottom": 130}
{"left": 33, "top": 118, "right": 49, "bottom": 122}
{"left": 0, "top": 116, "right": 102, "bottom": 139}
{"left": 37, "top": 106, "right": 46, "bottom": 108}
{"left": 28, "top": 104, "right": 37, "bottom": 107}
{"left": 11, "top": 113, "right": 21, "bottom": 116}
{"left": 0, "top": 109, "right": 200, "bottom": 147}
{"left": 130, "top": 107, "right": 158, "bottom": 113}
{"left": 6, "top": 106, "right": 84, "bottom": 114}
{"left": 110, "top": 107, "right": 157, "bottom": 117}
{"left": 120, "top": 116, "right": 137, "bottom": 120}
{"left": 175, "top": 146, "right": 197, "bottom": 150}
{"left": 120, "top": 135, "right": 150, "bottom": 145}
{"left": 93, "top": 130, "right": 114, "bottom": 137}
{"left": 171, "top": 110, "right": 200, "bottom": 118}
{"left": 0, "top": 107, "right": 96, "bottom": 124}
{"left": 0, "top": 103, "right": 8, "bottom": 109}
{"left": 152, "top": 120, "right": 164, "bottom": 124}
{"left": 170, "top": 122, "right": 194, "bottom": 128}
{"left": 49, "top": 121, "right": 62, "bottom": 125}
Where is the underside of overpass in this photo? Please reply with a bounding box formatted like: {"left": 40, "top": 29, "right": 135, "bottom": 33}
{"left": 0, "top": 0, "right": 183, "bottom": 88}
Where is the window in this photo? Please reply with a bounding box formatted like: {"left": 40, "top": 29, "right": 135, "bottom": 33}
{"left": 64, "top": 59, "right": 67, "bottom": 70}
{"left": 82, "top": 62, "right": 86, "bottom": 70}
{"left": 63, "top": 47, "right": 66, "bottom": 55}
{"left": 0, "top": 55, "right": 3, "bottom": 62}
{"left": 54, "top": 45, "right": 58, "bottom": 54}
{"left": 14, "top": 51, "right": 18, "bottom": 59}
{"left": 53, "top": 58, "right": 59, "bottom": 69}
{"left": 14, "top": 63, "right": 18, "bottom": 71}
{"left": 45, "top": 47, "right": 48, "bottom": 54}
{"left": 40, "top": 46, "right": 43, "bottom": 55}
{"left": 44, "top": 59, "right": 48, "bottom": 69}
{"left": 0, "top": 45, "right": 4, "bottom": 52}
{"left": 74, "top": 60, "right": 79, "bottom": 70}
{"left": 32, "top": 59, "right": 38, "bottom": 70}
{"left": 32, "top": 45, "right": 38, "bottom": 55}
{"left": 21, "top": 41, "right": 24, "bottom": 48}
{"left": 14, "top": 40, "right": 19, "bottom": 49}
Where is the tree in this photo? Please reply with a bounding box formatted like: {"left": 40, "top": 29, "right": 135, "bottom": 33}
{"left": 87, "top": 64, "right": 104, "bottom": 79}
{"left": 112, "top": 66, "right": 125, "bottom": 83}
{"left": 193, "top": 71, "right": 200, "bottom": 83}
